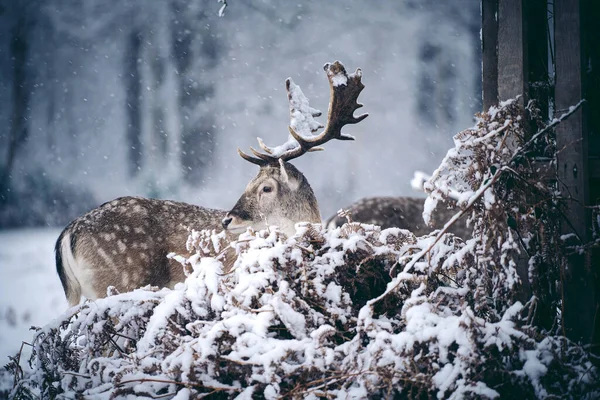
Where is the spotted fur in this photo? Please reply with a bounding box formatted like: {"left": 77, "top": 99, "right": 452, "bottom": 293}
{"left": 55, "top": 197, "right": 227, "bottom": 305}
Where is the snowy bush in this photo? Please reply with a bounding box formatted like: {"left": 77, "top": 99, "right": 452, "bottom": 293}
{"left": 7, "top": 99, "right": 599, "bottom": 399}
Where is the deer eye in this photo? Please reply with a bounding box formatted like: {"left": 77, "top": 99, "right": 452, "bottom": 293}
{"left": 262, "top": 186, "right": 273, "bottom": 193}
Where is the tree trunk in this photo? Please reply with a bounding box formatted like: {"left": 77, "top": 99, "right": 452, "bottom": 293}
{"left": 125, "top": 30, "right": 143, "bottom": 177}
{"left": 1, "top": 7, "right": 30, "bottom": 194}
{"left": 170, "top": 2, "right": 218, "bottom": 184}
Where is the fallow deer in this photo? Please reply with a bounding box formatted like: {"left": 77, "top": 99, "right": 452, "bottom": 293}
{"left": 55, "top": 61, "right": 368, "bottom": 306}
{"left": 326, "top": 196, "right": 469, "bottom": 238}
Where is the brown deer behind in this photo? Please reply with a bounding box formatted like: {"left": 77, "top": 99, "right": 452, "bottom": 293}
{"left": 326, "top": 196, "right": 469, "bottom": 238}
{"left": 56, "top": 61, "right": 368, "bottom": 306}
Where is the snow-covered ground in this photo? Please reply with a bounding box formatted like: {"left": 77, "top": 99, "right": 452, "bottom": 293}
{"left": 0, "top": 228, "right": 67, "bottom": 364}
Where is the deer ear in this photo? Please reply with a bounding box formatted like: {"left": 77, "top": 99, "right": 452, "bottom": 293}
{"left": 279, "top": 159, "right": 300, "bottom": 191}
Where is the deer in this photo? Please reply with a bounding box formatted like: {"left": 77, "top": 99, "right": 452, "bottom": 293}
{"left": 55, "top": 61, "right": 368, "bottom": 306}
{"left": 325, "top": 196, "right": 469, "bottom": 238}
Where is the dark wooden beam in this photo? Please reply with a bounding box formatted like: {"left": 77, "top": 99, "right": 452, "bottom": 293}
{"left": 554, "top": 0, "right": 594, "bottom": 344}
{"left": 590, "top": 158, "right": 600, "bottom": 179}
{"left": 525, "top": 0, "right": 551, "bottom": 122}
{"left": 481, "top": 0, "right": 499, "bottom": 110}
{"left": 590, "top": 134, "right": 600, "bottom": 179}
{"left": 490, "top": 0, "right": 535, "bottom": 306}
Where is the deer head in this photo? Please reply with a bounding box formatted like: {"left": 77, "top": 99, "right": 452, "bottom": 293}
{"left": 222, "top": 61, "right": 368, "bottom": 236}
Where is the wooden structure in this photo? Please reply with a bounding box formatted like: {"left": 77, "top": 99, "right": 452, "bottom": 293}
{"left": 481, "top": 0, "right": 599, "bottom": 345}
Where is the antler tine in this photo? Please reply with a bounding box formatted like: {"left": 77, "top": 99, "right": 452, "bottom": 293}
{"left": 237, "top": 147, "right": 270, "bottom": 166}
{"left": 237, "top": 138, "right": 283, "bottom": 165}
{"left": 238, "top": 61, "right": 367, "bottom": 166}
{"left": 249, "top": 146, "right": 278, "bottom": 162}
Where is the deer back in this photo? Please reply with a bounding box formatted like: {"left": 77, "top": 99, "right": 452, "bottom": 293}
{"left": 326, "top": 196, "right": 469, "bottom": 238}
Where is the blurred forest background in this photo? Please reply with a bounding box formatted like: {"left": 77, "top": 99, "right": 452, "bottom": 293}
{"left": 0, "top": 0, "right": 481, "bottom": 228}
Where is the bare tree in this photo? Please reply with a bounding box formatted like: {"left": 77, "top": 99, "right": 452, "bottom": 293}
{"left": 124, "top": 29, "right": 143, "bottom": 177}
{"left": 171, "top": 1, "right": 220, "bottom": 183}
{"left": 1, "top": 3, "right": 32, "bottom": 192}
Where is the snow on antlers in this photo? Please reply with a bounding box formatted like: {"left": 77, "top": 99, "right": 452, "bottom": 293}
{"left": 238, "top": 61, "right": 368, "bottom": 165}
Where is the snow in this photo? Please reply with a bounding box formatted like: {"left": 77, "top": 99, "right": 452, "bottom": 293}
{"left": 410, "top": 170, "right": 431, "bottom": 192}
{"left": 287, "top": 79, "right": 324, "bottom": 139}
{"left": 256, "top": 78, "right": 324, "bottom": 158}
{"left": 560, "top": 233, "right": 577, "bottom": 241}
{"left": 217, "top": 0, "right": 227, "bottom": 17}
{"left": 329, "top": 70, "right": 348, "bottom": 87}
{"left": 0, "top": 228, "right": 67, "bottom": 363}
{"left": 422, "top": 196, "right": 438, "bottom": 226}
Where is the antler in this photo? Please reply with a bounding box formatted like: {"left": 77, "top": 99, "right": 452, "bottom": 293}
{"left": 238, "top": 61, "right": 368, "bottom": 165}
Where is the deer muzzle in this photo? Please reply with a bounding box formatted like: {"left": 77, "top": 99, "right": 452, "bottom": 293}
{"left": 222, "top": 211, "right": 253, "bottom": 234}
{"left": 221, "top": 216, "right": 233, "bottom": 229}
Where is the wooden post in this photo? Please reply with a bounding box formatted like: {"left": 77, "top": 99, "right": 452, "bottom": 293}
{"left": 483, "top": 0, "right": 533, "bottom": 305}
{"left": 497, "top": 0, "right": 527, "bottom": 104}
{"left": 481, "top": 0, "right": 598, "bottom": 344}
{"left": 481, "top": 0, "right": 498, "bottom": 110}
{"left": 554, "top": 0, "right": 594, "bottom": 344}
{"left": 525, "top": 0, "right": 551, "bottom": 122}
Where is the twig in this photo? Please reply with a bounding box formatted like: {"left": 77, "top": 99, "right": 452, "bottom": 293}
{"left": 294, "top": 243, "right": 314, "bottom": 254}
{"left": 109, "top": 331, "right": 137, "bottom": 341}
{"left": 555, "top": 137, "right": 583, "bottom": 156}
{"left": 108, "top": 336, "right": 125, "bottom": 357}
{"left": 11, "top": 341, "right": 32, "bottom": 388}
{"left": 116, "top": 377, "right": 241, "bottom": 392}
{"left": 148, "top": 392, "right": 177, "bottom": 399}
{"left": 436, "top": 271, "right": 459, "bottom": 286}
{"left": 577, "top": 360, "right": 596, "bottom": 386}
{"left": 472, "top": 122, "right": 511, "bottom": 144}
{"left": 219, "top": 355, "right": 260, "bottom": 366}
{"left": 279, "top": 370, "right": 374, "bottom": 398}
{"left": 58, "top": 369, "right": 92, "bottom": 379}
{"left": 106, "top": 325, "right": 137, "bottom": 341}
{"left": 424, "top": 170, "right": 503, "bottom": 256}
{"left": 516, "top": 99, "right": 584, "bottom": 157}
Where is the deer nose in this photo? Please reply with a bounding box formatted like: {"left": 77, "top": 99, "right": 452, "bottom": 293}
{"left": 222, "top": 216, "right": 233, "bottom": 229}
